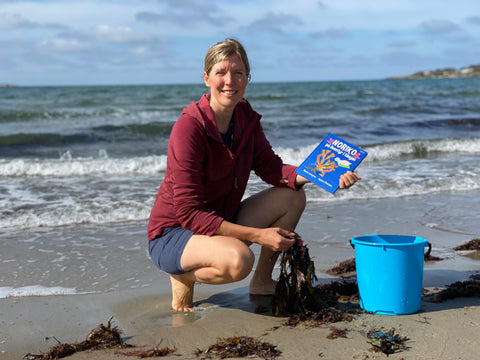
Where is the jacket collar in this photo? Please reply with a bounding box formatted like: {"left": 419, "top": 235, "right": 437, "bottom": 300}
{"left": 184, "top": 94, "right": 227, "bottom": 142}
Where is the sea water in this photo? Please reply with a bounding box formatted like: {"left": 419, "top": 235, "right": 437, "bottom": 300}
{"left": 1, "top": 78, "right": 479, "bottom": 297}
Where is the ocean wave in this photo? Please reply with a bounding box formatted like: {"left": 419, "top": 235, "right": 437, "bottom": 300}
{"left": 1, "top": 137, "right": 478, "bottom": 178}
{"left": 410, "top": 117, "right": 480, "bottom": 129}
{"left": 276, "top": 137, "right": 480, "bottom": 166}
{"left": 363, "top": 137, "right": 480, "bottom": 162}
{"left": 0, "top": 285, "right": 77, "bottom": 299}
{"left": 247, "top": 154, "right": 480, "bottom": 203}
{"left": 0, "top": 121, "right": 174, "bottom": 149}
{"left": 1, "top": 154, "right": 478, "bottom": 230}
{"left": 1, "top": 202, "right": 152, "bottom": 229}
{"left": 0, "top": 153, "right": 168, "bottom": 177}
{"left": 0, "top": 107, "right": 174, "bottom": 126}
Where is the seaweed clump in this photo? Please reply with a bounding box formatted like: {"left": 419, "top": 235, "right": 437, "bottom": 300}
{"left": 325, "top": 258, "right": 356, "bottom": 276}
{"left": 117, "top": 345, "right": 177, "bottom": 358}
{"left": 428, "top": 274, "right": 480, "bottom": 302}
{"left": 24, "top": 317, "right": 133, "bottom": 360}
{"left": 274, "top": 235, "right": 360, "bottom": 327}
{"left": 316, "top": 279, "right": 359, "bottom": 304}
{"left": 286, "top": 307, "right": 355, "bottom": 328}
{"left": 273, "top": 234, "right": 327, "bottom": 316}
{"left": 326, "top": 325, "right": 348, "bottom": 339}
{"left": 115, "top": 347, "right": 177, "bottom": 359}
{"left": 453, "top": 238, "right": 480, "bottom": 251}
{"left": 194, "top": 336, "right": 281, "bottom": 359}
{"left": 425, "top": 253, "right": 444, "bottom": 262}
{"left": 365, "top": 328, "right": 410, "bottom": 355}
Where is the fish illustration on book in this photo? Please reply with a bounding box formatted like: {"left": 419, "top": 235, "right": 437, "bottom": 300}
{"left": 335, "top": 157, "right": 352, "bottom": 168}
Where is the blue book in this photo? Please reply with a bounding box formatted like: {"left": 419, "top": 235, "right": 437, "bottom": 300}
{"left": 295, "top": 134, "right": 368, "bottom": 194}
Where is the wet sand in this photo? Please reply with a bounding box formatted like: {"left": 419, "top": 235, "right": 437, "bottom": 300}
{"left": 2, "top": 192, "right": 480, "bottom": 359}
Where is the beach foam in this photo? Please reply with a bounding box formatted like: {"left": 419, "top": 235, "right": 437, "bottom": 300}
{"left": 0, "top": 285, "right": 77, "bottom": 299}
{"left": 0, "top": 153, "right": 168, "bottom": 177}
{"left": 1, "top": 137, "right": 478, "bottom": 179}
{"left": 1, "top": 137, "right": 479, "bottom": 230}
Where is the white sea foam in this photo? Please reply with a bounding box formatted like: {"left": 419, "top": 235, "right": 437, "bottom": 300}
{"left": 2, "top": 157, "right": 478, "bottom": 230}
{"left": 0, "top": 203, "right": 152, "bottom": 230}
{"left": 0, "top": 138, "right": 478, "bottom": 179}
{"left": 362, "top": 137, "right": 480, "bottom": 162}
{"left": 275, "top": 137, "right": 480, "bottom": 166}
{"left": 0, "top": 154, "right": 168, "bottom": 178}
{"left": 0, "top": 285, "right": 77, "bottom": 299}
{"left": 0, "top": 137, "right": 479, "bottom": 230}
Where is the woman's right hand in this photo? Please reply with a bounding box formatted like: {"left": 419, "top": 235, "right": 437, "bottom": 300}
{"left": 254, "top": 227, "right": 297, "bottom": 252}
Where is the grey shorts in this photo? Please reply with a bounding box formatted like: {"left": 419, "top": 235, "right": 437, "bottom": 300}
{"left": 148, "top": 227, "right": 194, "bottom": 275}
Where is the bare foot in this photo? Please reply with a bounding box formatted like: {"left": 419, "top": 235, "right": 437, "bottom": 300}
{"left": 170, "top": 274, "right": 195, "bottom": 311}
{"left": 249, "top": 276, "right": 277, "bottom": 295}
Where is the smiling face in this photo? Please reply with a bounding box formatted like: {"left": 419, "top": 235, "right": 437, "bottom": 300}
{"left": 203, "top": 55, "right": 249, "bottom": 117}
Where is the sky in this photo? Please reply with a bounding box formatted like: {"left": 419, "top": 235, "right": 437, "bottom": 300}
{"left": 1, "top": 0, "right": 480, "bottom": 86}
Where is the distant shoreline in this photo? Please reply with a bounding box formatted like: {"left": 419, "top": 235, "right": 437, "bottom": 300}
{"left": 4, "top": 67, "right": 480, "bottom": 88}
{"left": 388, "top": 65, "right": 480, "bottom": 79}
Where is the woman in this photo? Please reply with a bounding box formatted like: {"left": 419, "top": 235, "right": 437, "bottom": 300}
{"left": 147, "top": 39, "right": 360, "bottom": 311}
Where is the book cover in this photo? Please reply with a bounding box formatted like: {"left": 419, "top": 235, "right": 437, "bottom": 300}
{"left": 295, "top": 134, "right": 368, "bottom": 194}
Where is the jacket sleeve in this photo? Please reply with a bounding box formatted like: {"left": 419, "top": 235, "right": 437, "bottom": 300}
{"left": 251, "top": 121, "right": 300, "bottom": 190}
{"left": 168, "top": 114, "right": 224, "bottom": 236}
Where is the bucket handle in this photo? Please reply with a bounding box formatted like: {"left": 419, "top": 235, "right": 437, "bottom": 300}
{"left": 424, "top": 241, "right": 432, "bottom": 260}
{"left": 350, "top": 239, "right": 432, "bottom": 259}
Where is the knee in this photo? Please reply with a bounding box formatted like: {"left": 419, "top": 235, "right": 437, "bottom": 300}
{"left": 298, "top": 187, "right": 307, "bottom": 208}
{"left": 290, "top": 187, "right": 306, "bottom": 213}
{"left": 226, "top": 247, "right": 255, "bottom": 282}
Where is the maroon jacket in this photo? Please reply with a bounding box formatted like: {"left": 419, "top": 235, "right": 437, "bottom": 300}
{"left": 147, "top": 94, "right": 299, "bottom": 241}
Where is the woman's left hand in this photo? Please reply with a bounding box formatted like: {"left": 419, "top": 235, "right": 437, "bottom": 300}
{"left": 339, "top": 171, "right": 361, "bottom": 190}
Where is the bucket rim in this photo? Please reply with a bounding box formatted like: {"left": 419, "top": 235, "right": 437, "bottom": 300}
{"left": 351, "top": 234, "right": 429, "bottom": 247}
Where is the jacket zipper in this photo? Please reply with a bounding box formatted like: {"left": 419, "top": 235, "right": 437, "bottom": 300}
{"left": 222, "top": 150, "right": 237, "bottom": 217}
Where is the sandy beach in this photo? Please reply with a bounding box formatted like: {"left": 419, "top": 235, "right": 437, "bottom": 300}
{"left": 2, "top": 191, "right": 480, "bottom": 359}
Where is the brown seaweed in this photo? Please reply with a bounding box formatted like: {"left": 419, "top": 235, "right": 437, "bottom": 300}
{"left": 425, "top": 253, "right": 444, "bottom": 262}
{"left": 194, "top": 336, "right": 281, "bottom": 359}
{"left": 453, "top": 238, "right": 480, "bottom": 251}
{"left": 273, "top": 235, "right": 327, "bottom": 316}
{"left": 274, "top": 234, "right": 361, "bottom": 328}
{"left": 365, "top": 328, "right": 410, "bottom": 355}
{"left": 428, "top": 274, "right": 480, "bottom": 302}
{"left": 24, "top": 317, "right": 133, "bottom": 360}
{"left": 325, "top": 258, "right": 356, "bottom": 276}
{"left": 316, "top": 279, "right": 359, "bottom": 305}
{"left": 117, "top": 344, "right": 177, "bottom": 358}
{"left": 326, "top": 325, "right": 348, "bottom": 339}
{"left": 286, "top": 307, "right": 355, "bottom": 328}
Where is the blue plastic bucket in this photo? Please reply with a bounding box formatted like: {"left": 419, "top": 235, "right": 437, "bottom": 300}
{"left": 350, "top": 235, "right": 431, "bottom": 315}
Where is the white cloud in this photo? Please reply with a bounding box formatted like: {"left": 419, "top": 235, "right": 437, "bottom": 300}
{"left": 387, "top": 40, "right": 416, "bottom": 48}
{"left": 0, "top": 12, "right": 66, "bottom": 30}
{"left": 0, "top": 13, "right": 37, "bottom": 29}
{"left": 130, "top": 46, "right": 165, "bottom": 59}
{"left": 420, "top": 19, "right": 461, "bottom": 34}
{"left": 1, "top": 0, "right": 479, "bottom": 85}
{"left": 465, "top": 16, "right": 480, "bottom": 25}
{"left": 325, "top": 27, "right": 349, "bottom": 38}
{"left": 245, "top": 12, "right": 303, "bottom": 35}
{"left": 91, "top": 25, "right": 151, "bottom": 44}
{"left": 135, "top": 0, "right": 233, "bottom": 28}
{"left": 38, "top": 38, "right": 92, "bottom": 52}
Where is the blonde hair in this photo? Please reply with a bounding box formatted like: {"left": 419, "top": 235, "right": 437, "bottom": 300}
{"left": 204, "top": 39, "right": 250, "bottom": 78}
